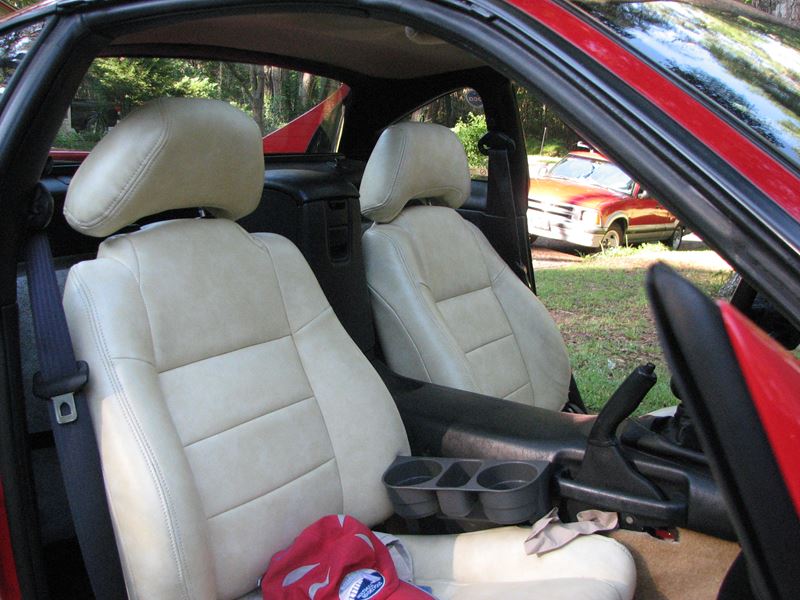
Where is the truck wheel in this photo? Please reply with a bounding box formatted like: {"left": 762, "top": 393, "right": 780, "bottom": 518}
{"left": 600, "top": 223, "right": 624, "bottom": 250}
{"left": 666, "top": 225, "right": 685, "bottom": 251}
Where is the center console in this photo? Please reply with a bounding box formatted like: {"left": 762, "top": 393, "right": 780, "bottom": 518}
{"left": 375, "top": 361, "right": 734, "bottom": 539}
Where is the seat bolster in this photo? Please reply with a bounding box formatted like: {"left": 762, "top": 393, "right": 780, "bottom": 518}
{"left": 362, "top": 224, "right": 480, "bottom": 392}
{"left": 397, "top": 527, "right": 635, "bottom": 600}
{"left": 255, "top": 232, "right": 411, "bottom": 524}
{"left": 467, "top": 222, "right": 571, "bottom": 410}
{"left": 63, "top": 260, "right": 217, "bottom": 600}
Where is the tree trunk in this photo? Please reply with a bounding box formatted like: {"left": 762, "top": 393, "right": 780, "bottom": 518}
{"left": 299, "top": 72, "right": 314, "bottom": 109}
{"left": 271, "top": 67, "right": 284, "bottom": 121}
{"left": 750, "top": 0, "right": 799, "bottom": 25}
{"left": 250, "top": 64, "right": 266, "bottom": 134}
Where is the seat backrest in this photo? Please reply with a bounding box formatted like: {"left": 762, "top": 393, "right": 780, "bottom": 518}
{"left": 360, "top": 122, "right": 571, "bottom": 410}
{"left": 62, "top": 98, "right": 409, "bottom": 600}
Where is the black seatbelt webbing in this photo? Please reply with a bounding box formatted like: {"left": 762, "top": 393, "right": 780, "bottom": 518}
{"left": 26, "top": 226, "right": 127, "bottom": 599}
{"left": 481, "top": 134, "right": 516, "bottom": 221}
{"left": 478, "top": 131, "right": 531, "bottom": 286}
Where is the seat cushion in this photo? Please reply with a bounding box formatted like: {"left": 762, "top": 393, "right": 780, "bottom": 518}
{"left": 363, "top": 205, "right": 571, "bottom": 410}
{"left": 398, "top": 526, "right": 636, "bottom": 600}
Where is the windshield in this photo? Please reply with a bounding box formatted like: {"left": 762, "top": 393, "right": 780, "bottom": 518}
{"left": 548, "top": 155, "right": 635, "bottom": 193}
{"left": 579, "top": 1, "right": 800, "bottom": 172}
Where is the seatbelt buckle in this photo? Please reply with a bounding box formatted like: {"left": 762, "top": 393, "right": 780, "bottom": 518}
{"left": 32, "top": 361, "right": 89, "bottom": 425}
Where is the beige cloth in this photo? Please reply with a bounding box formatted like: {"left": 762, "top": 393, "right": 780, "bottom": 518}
{"left": 525, "top": 508, "right": 619, "bottom": 555}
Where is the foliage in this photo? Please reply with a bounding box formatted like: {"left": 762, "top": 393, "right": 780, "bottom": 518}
{"left": 78, "top": 58, "right": 219, "bottom": 118}
{"left": 535, "top": 138, "right": 572, "bottom": 157}
{"left": 515, "top": 86, "right": 581, "bottom": 157}
{"left": 53, "top": 129, "right": 103, "bottom": 151}
{"left": 452, "top": 113, "right": 488, "bottom": 170}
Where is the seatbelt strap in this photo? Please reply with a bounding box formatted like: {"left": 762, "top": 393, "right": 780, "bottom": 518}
{"left": 25, "top": 184, "right": 127, "bottom": 599}
{"left": 478, "top": 131, "right": 533, "bottom": 287}
{"left": 479, "top": 131, "right": 517, "bottom": 220}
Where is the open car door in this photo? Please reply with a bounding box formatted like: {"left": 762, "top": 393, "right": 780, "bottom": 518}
{"left": 647, "top": 264, "right": 800, "bottom": 600}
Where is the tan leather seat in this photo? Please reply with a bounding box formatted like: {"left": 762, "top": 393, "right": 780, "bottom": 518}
{"left": 361, "top": 123, "right": 571, "bottom": 410}
{"left": 62, "top": 98, "right": 634, "bottom": 599}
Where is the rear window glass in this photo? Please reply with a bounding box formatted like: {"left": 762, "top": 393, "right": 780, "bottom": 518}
{"left": 580, "top": 1, "right": 800, "bottom": 171}
{"left": 55, "top": 57, "right": 347, "bottom": 154}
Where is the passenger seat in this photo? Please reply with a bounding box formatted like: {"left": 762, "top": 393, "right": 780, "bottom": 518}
{"left": 361, "top": 122, "right": 571, "bottom": 410}
{"left": 61, "top": 98, "right": 634, "bottom": 599}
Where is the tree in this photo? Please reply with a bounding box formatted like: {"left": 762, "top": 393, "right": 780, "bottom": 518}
{"left": 746, "top": 0, "right": 799, "bottom": 26}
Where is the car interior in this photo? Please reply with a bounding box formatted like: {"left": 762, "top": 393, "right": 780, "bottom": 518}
{"left": 6, "top": 4, "right": 800, "bottom": 600}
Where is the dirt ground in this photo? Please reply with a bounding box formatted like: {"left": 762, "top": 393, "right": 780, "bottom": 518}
{"left": 531, "top": 234, "right": 731, "bottom": 272}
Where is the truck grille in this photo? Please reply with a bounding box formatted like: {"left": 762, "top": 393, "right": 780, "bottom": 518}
{"left": 528, "top": 198, "right": 576, "bottom": 220}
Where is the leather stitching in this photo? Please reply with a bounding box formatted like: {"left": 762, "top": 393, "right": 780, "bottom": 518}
{"left": 158, "top": 335, "right": 291, "bottom": 376}
{"left": 65, "top": 99, "right": 172, "bottom": 230}
{"left": 367, "top": 285, "right": 431, "bottom": 382}
{"left": 365, "top": 127, "right": 408, "bottom": 222}
{"left": 258, "top": 237, "right": 345, "bottom": 511}
{"left": 117, "top": 237, "right": 159, "bottom": 367}
{"left": 72, "top": 267, "right": 194, "bottom": 600}
{"left": 463, "top": 220, "right": 536, "bottom": 403}
{"left": 463, "top": 332, "right": 513, "bottom": 356}
{"left": 206, "top": 457, "right": 336, "bottom": 521}
{"left": 503, "top": 381, "right": 531, "bottom": 400}
{"left": 183, "top": 394, "right": 314, "bottom": 449}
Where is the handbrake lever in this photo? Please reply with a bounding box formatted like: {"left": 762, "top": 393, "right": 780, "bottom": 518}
{"left": 566, "top": 363, "right": 667, "bottom": 529}
{"left": 589, "top": 363, "right": 657, "bottom": 446}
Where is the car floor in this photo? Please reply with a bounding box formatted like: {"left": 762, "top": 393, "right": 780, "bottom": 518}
{"left": 610, "top": 529, "right": 739, "bottom": 600}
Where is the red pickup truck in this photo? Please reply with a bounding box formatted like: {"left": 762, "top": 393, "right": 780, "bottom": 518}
{"left": 527, "top": 150, "right": 683, "bottom": 250}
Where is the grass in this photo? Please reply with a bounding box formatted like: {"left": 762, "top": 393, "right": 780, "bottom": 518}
{"left": 535, "top": 243, "right": 732, "bottom": 414}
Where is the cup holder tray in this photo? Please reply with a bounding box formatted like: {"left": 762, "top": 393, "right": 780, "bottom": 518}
{"left": 382, "top": 456, "right": 552, "bottom": 524}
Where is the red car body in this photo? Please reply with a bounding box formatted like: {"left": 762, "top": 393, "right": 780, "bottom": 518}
{"left": 528, "top": 150, "right": 680, "bottom": 248}
{"left": 261, "top": 84, "right": 349, "bottom": 154}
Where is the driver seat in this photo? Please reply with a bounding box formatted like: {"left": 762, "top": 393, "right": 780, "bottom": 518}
{"left": 360, "top": 123, "right": 571, "bottom": 410}
{"left": 62, "top": 98, "right": 635, "bottom": 599}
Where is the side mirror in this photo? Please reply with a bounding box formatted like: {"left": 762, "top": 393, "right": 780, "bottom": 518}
{"left": 638, "top": 189, "right": 650, "bottom": 199}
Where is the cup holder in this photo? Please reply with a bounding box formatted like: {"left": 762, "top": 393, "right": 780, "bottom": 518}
{"left": 383, "top": 456, "right": 551, "bottom": 524}
{"left": 476, "top": 462, "right": 545, "bottom": 523}
{"left": 384, "top": 459, "right": 443, "bottom": 486}
{"left": 477, "top": 462, "right": 538, "bottom": 490}
{"left": 383, "top": 459, "right": 443, "bottom": 519}
{"left": 436, "top": 461, "right": 481, "bottom": 518}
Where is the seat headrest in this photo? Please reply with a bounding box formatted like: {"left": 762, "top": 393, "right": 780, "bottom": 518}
{"left": 359, "top": 122, "right": 470, "bottom": 223}
{"left": 64, "top": 97, "right": 264, "bottom": 237}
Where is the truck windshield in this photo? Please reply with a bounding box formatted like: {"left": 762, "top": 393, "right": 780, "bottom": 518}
{"left": 548, "top": 156, "right": 635, "bottom": 193}
{"left": 579, "top": 0, "right": 800, "bottom": 173}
